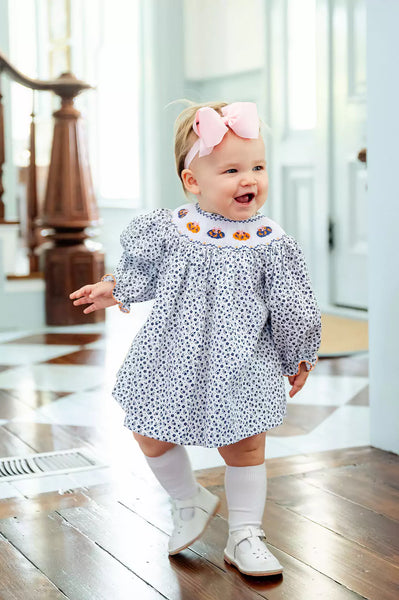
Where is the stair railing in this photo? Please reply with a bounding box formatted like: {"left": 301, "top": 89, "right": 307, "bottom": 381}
{"left": 0, "top": 50, "right": 105, "bottom": 324}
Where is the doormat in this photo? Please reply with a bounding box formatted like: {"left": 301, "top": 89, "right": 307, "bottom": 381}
{"left": 319, "top": 314, "right": 368, "bottom": 357}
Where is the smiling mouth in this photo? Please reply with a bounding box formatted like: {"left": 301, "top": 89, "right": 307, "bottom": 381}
{"left": 234, "top": 193, "right": 255, "bottom": 204}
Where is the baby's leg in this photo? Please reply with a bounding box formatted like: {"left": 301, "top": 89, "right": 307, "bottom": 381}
{"left": 133, "top": 431, "right": 176, "bottom": 457}
{"left": 218, "top": 433, "right": 267, "bottom": 532}
{"left": 217, "top": 432, "right": 266, "bottom": 466}
{"left": 132, "top": 432, "right": 220, "bottom": 555}
{"left": 218, "top": 433, "right": 282, "bottom": 575}
{"left": 132, "top": 432, "right": 198, "bottom": 502}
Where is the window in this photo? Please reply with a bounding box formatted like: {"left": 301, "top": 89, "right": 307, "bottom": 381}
{"left": 7, "top": 0, "right": 141, "bottom": 208}
{"left": 73, "top": 0, "right": 141, "bottom": 207}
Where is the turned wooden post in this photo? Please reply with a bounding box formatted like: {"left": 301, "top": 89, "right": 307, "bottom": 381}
{"left": 26, "top": 98, "right": 40, "bottom": 273}
{"left": 39, "top": 73, "right": 105, "bottom": 325}
{"left": 0, "top": 83, "right": 5, "bottom": 220}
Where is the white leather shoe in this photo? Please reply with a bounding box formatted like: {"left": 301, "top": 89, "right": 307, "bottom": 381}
{"left": 168, "top": 483, "right": 221, "bottom": 555}
{"left": 224, "top": 526, "right": 283, "bottom": 576}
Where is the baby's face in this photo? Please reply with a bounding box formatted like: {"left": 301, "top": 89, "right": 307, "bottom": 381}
{"left": 186, "top": 130, "right": 268, "bottom": 221}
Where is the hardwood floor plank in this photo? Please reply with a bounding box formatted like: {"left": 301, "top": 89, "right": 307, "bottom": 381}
{"left": 104, "top": 482, "right": 364, "bottom": 599}
{"left": 3, "top": 422, "right": 97, "bottom": 454}
{"left": 7, "top": 333, "right": 103, "bottom": 345}
{"left": 0, "top": 488, "right": 95, "bottom": 520}
{"left": 264, "top": 446, "right": 394, "bottom": 479}
{"left": 195, "top": 446, "right": 387, "bottom": 484}
{"left": 267, "top": 475, "right": 399, "bottom": 563}
{"left": 0, "top": 389, "right": 40, "bottom": 420}
{"left": 4, "top": 389, "right": 70, "bottom": 410}
{"left": 58, "top": 501, "right": 265, "bottom": 600}
{"left": 0, "top": 426, "right": 37, "bottom": 457}
{"left": 302, "top": 464, "right": 399, "bottom": 521}
{"left": 0, "top": 535, "right": 67, "bottom": 599}
{"left": 45, "top": 349, "right": 106, "bottom": 365}
{"left": 0, "top": 512, "right": 164, "bottom": 600}
{"left": 261, "top": 501, "right": 399, "bottom": 600}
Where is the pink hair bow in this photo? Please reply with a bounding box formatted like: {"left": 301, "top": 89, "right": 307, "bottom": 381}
{"left": 184, "top": 102, "right": 260, "bottom": 169}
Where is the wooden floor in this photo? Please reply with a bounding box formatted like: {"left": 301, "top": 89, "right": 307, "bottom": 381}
{"left": 0, "top": 445, "right": 398, "bottom": 599}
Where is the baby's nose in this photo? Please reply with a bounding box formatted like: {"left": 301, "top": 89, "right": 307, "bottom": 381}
{"left": 241, "top": 173, "right": 257, "bottom": 185}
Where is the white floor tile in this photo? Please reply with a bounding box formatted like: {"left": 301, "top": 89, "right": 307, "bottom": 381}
{"left": 68, "top": 467, "right": 116, "bottom": 488}
{"left": 285, "top": 375, "right": 369, "bottom": 407}
{"left": 0, "top": 331, "right": 33, "bottom": 343}
{"left": 0, "top": 344, "right": 80, "bottom": 365}
{"left": 309, "top": 405, "right": 370, "bottom": 446}
{"left": 11, "top": 473, "right": 83, "bottom": 497}
{"left": 0, "top": 364, "right": 106, "bottom": 392}
{"left": 280, "top": 405, "right": 370, "bottom": 454}
{"left": 32, "top": 390, "right": 125, "bottom": 427}
{"left": 0, "top": 481, "right": 26, "bottom": 500}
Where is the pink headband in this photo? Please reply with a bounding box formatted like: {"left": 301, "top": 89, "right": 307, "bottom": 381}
{"left": 183, "top": 102, "right": 260, "bottom": 170}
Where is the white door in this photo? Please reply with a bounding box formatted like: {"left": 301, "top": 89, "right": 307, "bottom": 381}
{"left": 330, "top": 0, "right": 368, "bottom": 309}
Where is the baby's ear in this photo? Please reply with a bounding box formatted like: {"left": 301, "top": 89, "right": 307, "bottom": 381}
{"left": 181, "top": 169, "right": 200, "bottom": 195}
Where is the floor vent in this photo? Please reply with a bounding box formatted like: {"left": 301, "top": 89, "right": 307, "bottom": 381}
{"left": 0, "top": 448, "right": 107, "bottom": 482}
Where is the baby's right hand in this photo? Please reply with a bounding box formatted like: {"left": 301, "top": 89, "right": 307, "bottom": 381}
{"left": 69, "top": 281, "right": 118, "bottom": 314}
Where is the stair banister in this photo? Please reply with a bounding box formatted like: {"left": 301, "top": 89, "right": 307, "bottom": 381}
{"left": 0, "top": 50, "right": 105, "bottom": 324}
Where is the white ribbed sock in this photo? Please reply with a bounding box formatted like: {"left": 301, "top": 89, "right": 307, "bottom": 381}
{"left": 225, "top": 462, "right": 267, "bottom": 549}
{"left": 144, "top": 445, "right": 198, "bottom": 520}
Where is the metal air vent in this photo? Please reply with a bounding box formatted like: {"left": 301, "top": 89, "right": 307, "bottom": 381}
{"left": 0, "top": 447, "right": 107, "bottom": 482}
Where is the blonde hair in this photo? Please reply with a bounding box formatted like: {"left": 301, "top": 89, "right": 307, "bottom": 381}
{"left": 167, "top": 99, "right": 271, "bottom": 196}
{"left": 170, "top": 100, "right": 227, "bottom": 195}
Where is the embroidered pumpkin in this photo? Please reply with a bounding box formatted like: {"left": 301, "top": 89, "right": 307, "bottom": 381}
{"left": 207, "top": 228, "right": 225, "bottom": 239}
{"left": 187, "top": 221, "right": 200, "bottom": 233}
{"left": 257, "top": 226, "right": 272, "bottom": 237}
{"left": 233, "top": 230, "right": 250, "bottom": 241}
{"left": 178, "top": 208, "right": 189, "bottom": 218}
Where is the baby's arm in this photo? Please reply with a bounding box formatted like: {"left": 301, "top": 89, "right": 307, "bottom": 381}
{"left": 287, "top": 362, "right": 309, "bottom": 398}
{"left": 69, "top": 281, "right": 117, "bottom": 314}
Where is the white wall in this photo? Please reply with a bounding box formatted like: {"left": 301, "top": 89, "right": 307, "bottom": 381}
{"left": 367, "top": 0, "right": 399, "bottom": 453}
{"left": 183, "top": 0, "right": 265, "bottom": 80}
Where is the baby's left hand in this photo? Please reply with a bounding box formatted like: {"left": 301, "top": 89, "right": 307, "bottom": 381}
{"left": 288, "top": 362, "right": 309, "bottom": 398}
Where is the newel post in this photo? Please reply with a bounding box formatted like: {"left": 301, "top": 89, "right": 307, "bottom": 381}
{"left": 39, "top": 73, "right": 105, "bottom": 324}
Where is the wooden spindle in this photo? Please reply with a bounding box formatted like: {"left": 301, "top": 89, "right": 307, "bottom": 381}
{"left": 26, "top": 91, "right": 39, "bottom": 273}
{"left": 0, "top": 81, "right": 5, "bottom": 220}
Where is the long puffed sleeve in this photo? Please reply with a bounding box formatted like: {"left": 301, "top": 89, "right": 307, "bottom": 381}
{"left": 265, "top": 236, "right": 322, "bottom": 376}
{"left": 102, "top": 209, "right": 169, "bottom": 313}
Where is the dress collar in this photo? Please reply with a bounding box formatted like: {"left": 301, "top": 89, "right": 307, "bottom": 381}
{"left": 171, "top": 202, "right": 285, "bottom": 249}
{"left": 194, "top": 202, "right": 263, "bottom": 223}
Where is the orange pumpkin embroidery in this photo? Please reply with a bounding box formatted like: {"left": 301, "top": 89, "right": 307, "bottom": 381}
{"left": 178, "top": 208, "right": 189, "bottom": 218}
{"left": 207, "top": 228, "right": 225, "bottom": 239}
{"left": 187, "top": 221, "right": 200, "bottom": 233}
{"left": 233, "top": 230, "right": 250, "bottom": 241}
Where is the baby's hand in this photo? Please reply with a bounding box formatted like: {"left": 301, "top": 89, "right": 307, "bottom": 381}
{"left": 288, "top": 362, "right": 309, "bottom": 398}
{"left": 69, "top": 281, "right": 117, "bottom": 314}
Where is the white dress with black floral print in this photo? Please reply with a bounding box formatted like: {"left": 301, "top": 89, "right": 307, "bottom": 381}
{"left": 102, "top": 201, "right": 321, "bottom": 448}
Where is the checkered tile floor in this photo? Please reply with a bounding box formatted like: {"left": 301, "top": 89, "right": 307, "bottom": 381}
{"left": 0, "top": 304, "right": 369, "bottom": 499}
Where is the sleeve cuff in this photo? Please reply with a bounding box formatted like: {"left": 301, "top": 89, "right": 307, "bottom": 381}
{"left": 101, "top": 274, "right": 131, "bottom": 314}
{"left": 283, "top": 357, "right": 319, "bottom": 377}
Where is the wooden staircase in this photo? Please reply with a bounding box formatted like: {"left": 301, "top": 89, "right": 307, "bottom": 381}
{"left": 0, "top": 50, "right": 105, "bottom": 328}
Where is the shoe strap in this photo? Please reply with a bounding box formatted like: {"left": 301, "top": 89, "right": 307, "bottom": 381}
{"left": 172, "top": 497, "right": 197, "bottom": 509}
{"left": 171, "top": 486, "right": 201, "bottom": 510}
{"left": 231, "top": 526, "right": 266, "bottom": 545}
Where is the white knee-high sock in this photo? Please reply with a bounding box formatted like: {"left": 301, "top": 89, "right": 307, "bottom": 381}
{"left": 144, "top": 445, "right": 198, "bottom": 519}
{"left": 224, "top": 462, "right": 267, "bottom": 535}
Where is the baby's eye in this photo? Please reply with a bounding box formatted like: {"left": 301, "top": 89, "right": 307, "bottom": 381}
{"left": 253, "top": 165, "right": 264, "bottom": 171}
{"left": 225, "top": 168, "right": 237, "bottom": 174}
